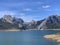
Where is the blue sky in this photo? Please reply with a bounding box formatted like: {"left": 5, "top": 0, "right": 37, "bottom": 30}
{"left": 0, "top": 0, "right": 60, "bottom": 22}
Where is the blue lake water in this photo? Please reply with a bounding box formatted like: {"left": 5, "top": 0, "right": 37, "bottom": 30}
{"left": 0, "top": 30, "right": 60, "bottom": 45}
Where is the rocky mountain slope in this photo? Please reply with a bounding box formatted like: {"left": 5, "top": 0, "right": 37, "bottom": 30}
{"left": 0, "top": 15, "right": 24, "bottom": 29}
{"left": 38, "top": 15, "right": 60, "bottom": 29}
{"left": 0, "top": 14, "right": 60, "bottom": 30}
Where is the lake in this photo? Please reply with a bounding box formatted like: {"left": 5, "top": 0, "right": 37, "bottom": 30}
{"left": 0, "top": 30, "right": 60, "bottom": 45}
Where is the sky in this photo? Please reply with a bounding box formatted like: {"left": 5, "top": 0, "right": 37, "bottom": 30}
{"left": 0, "top": 0, "right": 60, "bottom": 22}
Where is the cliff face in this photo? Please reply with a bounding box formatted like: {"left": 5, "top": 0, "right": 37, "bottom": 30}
{"left": 2, "top": 15, "right": 24, "bottom": 24}
{"left": 0, "top": 15, "right": 24, "bottom": 29}
{"left": 0, "top": 14, "right": 60, "bottom": 30}
{"left": 24, "top": 20, "right": 37, "bottom": 29}
{"left": 2, "top": 15, "right": 13, "bottom": 24}
{"left": 38, "top": 15, "right": 60, "bottom": 29}
{"left": 23, "top": 15, "right": 60, "bottom": 30}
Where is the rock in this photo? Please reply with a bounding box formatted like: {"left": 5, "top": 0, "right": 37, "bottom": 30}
{"left": 2, "top": 15, "right": 24, "bottom": 24}
{"left": 0, "top": 15, "right": 24, "bottom": 29}
{"left": 38, "top": 19, "right": 47, "bottom": 29}
{"left": 2, "top": 15, "right": 13, "bottom": 24}
{"left": 13, "top": 18, "right": 24, "bottom": 24}
{"left": 44, "top": 34, "right": 60, "bottom": 42}
{"left": 24, "top": 20, "right": 37, "bottom": 29}
{"left": 38, "top": 15, "right": 60, "bottom": 29}
{"left": 1, "top": 14, "right": 60, "bottom": 30}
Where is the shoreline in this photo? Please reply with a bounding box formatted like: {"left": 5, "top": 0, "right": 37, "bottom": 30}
{"left": 0, "top": 29, "right": 60, "bottom": 32}
{"left": 44, "top": 34, "right": 60, "bottom": 42}
{"left": 0, "top": 29, "right": 20, "bottom": 32}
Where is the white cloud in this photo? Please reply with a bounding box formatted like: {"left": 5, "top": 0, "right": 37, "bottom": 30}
{"left": 0, "top": 11, "right": 40, "bottom": 22}
{"left": 42, "top": 5, "right": 50, "bottom": 9}
{"left": 18, "top": 13, "right": 40, "bottom": 22}
{"left": 0, "top": 11, "right": 16, "bottom": 18}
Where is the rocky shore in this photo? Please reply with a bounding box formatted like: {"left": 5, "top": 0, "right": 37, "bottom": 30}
{"left": 44, "top": 34, "right": 60, "bottom": 42}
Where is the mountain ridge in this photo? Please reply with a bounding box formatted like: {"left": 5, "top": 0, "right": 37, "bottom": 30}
{"left": 0, "top": 14, "right": 60, "bottom": 30}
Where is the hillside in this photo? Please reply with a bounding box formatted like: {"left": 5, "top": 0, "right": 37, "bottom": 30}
{"left": 38, "top": 15, "right": 60, "bottom": 29}
{"left": 0, "top": 15, "right": 24, "bottom": 30}
{"left": 0, "top": 15, "right": 60, "bottom": 30}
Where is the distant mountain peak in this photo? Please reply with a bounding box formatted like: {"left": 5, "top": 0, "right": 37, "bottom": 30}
{"left": 38, "top": 14, "right": 60, "bottom": 29}
{"left": 0, "top": 14, "right": 60, "bottom": 30}
{"left": 2, "top": 15, "right": 13, "bottom": 23}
